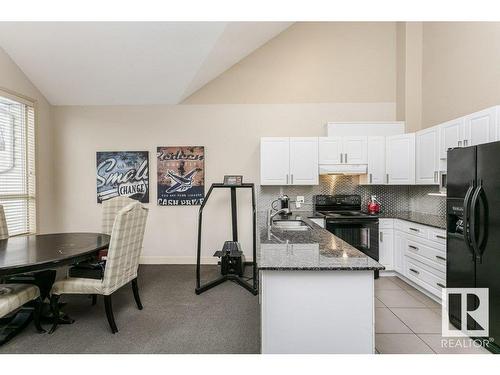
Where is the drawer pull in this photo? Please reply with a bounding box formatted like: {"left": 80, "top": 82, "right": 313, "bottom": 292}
{"left": 408, "top": 245, "right": 419, "bottom": 250}
{"left": 437, "top": 283, "right": 445, "bottom": 288}
{"left": 436, "top": 235, "right": 446, "bottom": 240}
{"left": 409, "top": 227, "right": 420, "bottom": 232}
{"left": 409, "top": 268, "right": 420, "bottom": 275}
{"left": 436, "top": 255, "right": 446, "bottom": 261}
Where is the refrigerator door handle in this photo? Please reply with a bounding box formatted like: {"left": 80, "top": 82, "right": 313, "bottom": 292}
{"left": 463, "top": 180, "right": 476, "bottom": 259}
{"left": 470, "top": 180, "right": 483, "bottom": 260}
{"left": 471, "top": 180, "right": 488, "bottom": 263}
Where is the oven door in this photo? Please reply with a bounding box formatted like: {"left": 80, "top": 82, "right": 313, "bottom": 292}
{"left": 326, "top": 219, "right": 379, "bottom": 261}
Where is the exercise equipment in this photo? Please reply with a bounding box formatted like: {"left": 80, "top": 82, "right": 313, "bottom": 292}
{"left": 195, "top": 182, "right": 258, "bottom": 295}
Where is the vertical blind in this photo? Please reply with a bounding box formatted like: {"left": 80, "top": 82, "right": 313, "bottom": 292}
{"left": 0, "top": 91, "right": 36, "bottom": 236}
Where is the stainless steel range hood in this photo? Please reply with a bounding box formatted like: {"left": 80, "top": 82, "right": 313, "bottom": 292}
{"left": 319, "top": 164, "right": 368, "bottom": 175}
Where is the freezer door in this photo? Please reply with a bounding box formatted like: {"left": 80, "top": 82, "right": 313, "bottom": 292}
{"left": 475, "top": 141, "right": 500, "bottom": 347}
{"left": 447, "top": 146, "right": 476, "bottom": 199}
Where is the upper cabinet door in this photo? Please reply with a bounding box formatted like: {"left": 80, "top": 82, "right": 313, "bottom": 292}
{"left": 386, "top": 133, "right": 415, "bottom": 185}
{"left": 318, "top": 137, "right": 342, "bottom": 164}
{"left": 342, "top": 136, "right": 367, "bottom": 164}
{"left": 439, "top": 118, "right": 464, "bottom": 159}
{"left": 260, "top": 137, "right": 290, "bottom": 185}
{"left": 366, "top": 136, "right": 386, "bottom": 184}
{"left": 416, "top": 127, "right": 439, "bottom": 185}
{"left": 464, "top": 107, "right": 498, "bottom": 147}
{"left": 289, "top": 137, "right": 319, "bottom": 185}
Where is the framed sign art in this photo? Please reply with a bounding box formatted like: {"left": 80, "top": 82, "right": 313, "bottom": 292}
{"left": 157, "top": 146, "right": 205, "bottom": 206}
{"left": 96, "top": 151, "right": 149, "bottom": 203}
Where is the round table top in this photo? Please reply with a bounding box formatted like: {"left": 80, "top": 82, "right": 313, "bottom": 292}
{"left": 0, "top": 233, "right": 111, "bottom": 277}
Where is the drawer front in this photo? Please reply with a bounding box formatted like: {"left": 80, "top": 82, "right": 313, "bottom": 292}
{"left": 397, "top": 220, "right": 429, "bottom": 239}
{"left": 379, "top": 218, "right": 394, "bottom": 229}
{"left": 428, "top": 227, "right": 447, "bottom": 245}
{"left": 405, "top": 257, "right": 446, "bottom": 297}
{"left": 405, "top": 238, "right": 446, "bottom": 273}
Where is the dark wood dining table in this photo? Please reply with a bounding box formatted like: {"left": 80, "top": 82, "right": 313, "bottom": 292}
{"left": 0, "top": 232, "right": 110, "bottom": 345}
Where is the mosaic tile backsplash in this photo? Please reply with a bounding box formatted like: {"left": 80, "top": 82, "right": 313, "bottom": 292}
{"left": 258, "top": 175, "right": 446, "bottom": 217}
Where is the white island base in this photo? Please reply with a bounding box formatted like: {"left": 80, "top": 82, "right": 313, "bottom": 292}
{"left": 260, "top": 270, "right": 375, "bottom": 354}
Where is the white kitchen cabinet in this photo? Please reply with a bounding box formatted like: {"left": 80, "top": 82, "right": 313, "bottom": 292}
{"left": 260, "top": 137, "right": 290, "bottom": 185}
{"left": 260, "top": 137, "right": 318, "bottom": 186}
{"left": 318, "top": 137, "right": 342, "bottom": 164}
{"left": 439, "top": 117, "right": 464, "bottom": 160}
{"left": 319, "top": 136, "right": 367, "bottom": 165}
{"left": 289, "top": 137, "right": 319, "bottom": 185}
{"left": 385, "top": 133, "right": 415, "bottom": 185}
{"left": 393, "top": 229, "right": 407, "bottom": 274}
{"left": 463, "top": 107, "right": 499, "bottom": 147}
{"left": 379, "top": 228, "right": 394, "bottom": 270}
{"left": 416, "top": 126, "right": 439, "bottom": 185}
{"left": 359, "top": 136, "right": 386, "bottom": 185}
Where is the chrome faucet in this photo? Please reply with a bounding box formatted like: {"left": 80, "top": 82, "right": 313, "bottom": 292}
{"left": 268, "top": 208, "right": 290, "bottom": 226}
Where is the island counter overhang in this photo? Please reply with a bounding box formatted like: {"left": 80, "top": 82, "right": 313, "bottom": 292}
{"left": 258, "top": 212, "right": 384, "bottom": 354}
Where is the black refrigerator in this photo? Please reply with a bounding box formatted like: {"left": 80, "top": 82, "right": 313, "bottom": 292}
{"left": 447, "top": 141, "right": 500, "bottom": 353}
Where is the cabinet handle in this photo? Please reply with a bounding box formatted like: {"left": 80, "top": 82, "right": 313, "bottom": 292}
{"left": 437, "top": 282, "right": 446, "bottom": 288}
{"left": 464, "top": 139, "right": 468, "bottom": 147}
{"left": 409, "top": 268, "right": 420, "bottom": 275}
{"left": 434, "top": 171, "right": 438, "bottom": 183}
{"left": 370, "top": 173, "right": 373, "bottom": 184}
{"left": 340, "top": 153, "right": 343, "bottom": 163}
{"left": 409, "top": 227, "right": 420, "bottom": 232}
{"left": 458, "top": 140, "right": 462, "bottom": 147}
{"left": 386, "top": 174, "right": 389, "bottom": 184}
{"left": 436, "top": 235, "right": 446, "bottom": 240}
{"left": 408, "top": 245, "right": 419, "bottom": 250}
{"left": 380, "top": 231, "right": 383, "bottom": 242}
{"left": 286, "top": 174, "right": 289, "bottom": 184}
{"left": 291, "top": 174, "right": 293, "bottom": 184}
{"left": 436, "top": 255, "right": 446, "bottom": 261}
{"left": 345, "top": 153, "right": 348, "bottom": 163}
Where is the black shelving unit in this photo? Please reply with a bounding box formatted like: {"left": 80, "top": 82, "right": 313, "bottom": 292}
{"left": 195, "top": 183, "right": 258, "bottom": 295}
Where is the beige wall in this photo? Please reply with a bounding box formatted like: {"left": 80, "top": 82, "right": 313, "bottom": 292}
{"left": 422, "top": 22, "right": 500, "bottom": 128}
{"left": 184, "top": 22, "right": 397, "bottom": 104}
{"left": 0, "top": 47, "right": 55, "bottom": 233}
{"left": 51, "top": 103, "right": 395, "bottom": 262}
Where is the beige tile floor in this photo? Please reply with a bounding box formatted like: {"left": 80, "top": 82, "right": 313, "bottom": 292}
{"left": 375, "top": 276, "right": 490, "bottom": 354}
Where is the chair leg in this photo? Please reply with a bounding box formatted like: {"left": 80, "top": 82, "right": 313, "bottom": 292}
{"left": 91, "top": 295, "right": 97, "bottom": 306}
{"left": 104, "top": 295, "right": 118, "bottom": 334}
{"left": 131, "top": 278, "right": 143, "bottom": 310}
{"left": 48, "top": 294, "right": 60, "bottom": 334}
{"left": 33, "top": 297, "right": 46, "bottom": 333}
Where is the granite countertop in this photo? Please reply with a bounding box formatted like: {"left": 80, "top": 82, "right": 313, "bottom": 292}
{"left": 378, "top": 211, "right": 446, "bottom": 229}
{"left": 258, "top": 211, "right": 384, "bottom": 271}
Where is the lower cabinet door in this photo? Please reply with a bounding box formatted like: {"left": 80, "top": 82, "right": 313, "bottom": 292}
{"left": 379, "top": 229, "right": 394, "bottom": 270}
{"left": 394, "top": 231, "right": 407, "bottom": 274}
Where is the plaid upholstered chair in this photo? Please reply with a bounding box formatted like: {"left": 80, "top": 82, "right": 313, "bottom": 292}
{"left": 0, "top": 205, "right": 9, "bottom": 240}
{"left": 102, "top": 196, "right": 135, "bottom": 235}
{"left": 0, "top": 284, "right": 45, "bottom": 333}
{"left": 49, "top": 201, "right": 148, "bottom": 334}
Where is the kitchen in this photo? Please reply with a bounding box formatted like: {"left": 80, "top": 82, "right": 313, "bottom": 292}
{"left": 1, "top": 11, "right": 500, "bottom": 370}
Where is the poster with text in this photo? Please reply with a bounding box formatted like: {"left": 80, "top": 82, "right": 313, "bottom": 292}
{"left": 157, "top": 146, "right": 205, "bottom": 206}
{"left": 96, "top": 151, "right": 149, "bottom": 203}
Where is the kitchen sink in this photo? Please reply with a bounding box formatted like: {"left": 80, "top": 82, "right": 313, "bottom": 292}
{"left": 272, "top": 220, "right": 311, "bottom": 231}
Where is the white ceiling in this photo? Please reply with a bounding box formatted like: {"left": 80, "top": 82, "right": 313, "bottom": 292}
{"left": 0, "top": 22, "right": 291, "bottom": 105}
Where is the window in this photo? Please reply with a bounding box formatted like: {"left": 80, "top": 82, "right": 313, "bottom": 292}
{"left": 0, "top": 90, "right": 36, "bottom": 236}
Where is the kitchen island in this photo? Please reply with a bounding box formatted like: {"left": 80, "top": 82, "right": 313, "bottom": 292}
{"left": 258, "top": 212, "right": 384, "bottom": 354}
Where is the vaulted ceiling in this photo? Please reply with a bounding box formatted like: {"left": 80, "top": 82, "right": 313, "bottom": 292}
{"left": 0, "top": 22, "right": 291, "bottom": 105}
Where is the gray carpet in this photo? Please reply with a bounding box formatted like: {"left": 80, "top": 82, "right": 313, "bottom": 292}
{"left": 0, "top": 265, "right": 261, "bottom": 354}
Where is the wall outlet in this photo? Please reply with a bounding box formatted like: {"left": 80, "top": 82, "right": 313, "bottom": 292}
{"left": 296, "top": 196, "right": 305, "bottom": 209}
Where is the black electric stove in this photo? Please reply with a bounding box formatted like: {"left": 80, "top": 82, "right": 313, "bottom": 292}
{"left": 314, "top": 195, "right": 379, "bottom": 264}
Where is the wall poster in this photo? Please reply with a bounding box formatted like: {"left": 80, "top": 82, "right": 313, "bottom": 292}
{"left": 96, "top": 151, "right": 149, "bottom": 203}
{"left": 157, "top": 146, "right": 205, "bottom": 206}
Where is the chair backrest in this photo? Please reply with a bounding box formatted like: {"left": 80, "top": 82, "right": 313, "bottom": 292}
{"left": 0, "top": 205, "right": 8, "bottom": 240}
{"left": 101, "top": 196, "right": 135, "bottom": 235}
{"left": 102, "top": 202, "right": 148, "bottom": 295}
